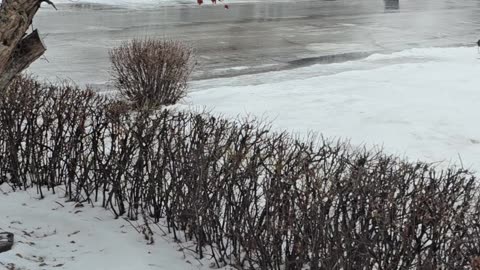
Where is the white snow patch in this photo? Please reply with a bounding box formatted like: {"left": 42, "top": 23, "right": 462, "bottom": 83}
{"left": 218, "top": 66, "right": 250, "bottom": 71}
{"left": 0, "top": 186, "right": 204, "bottom": 270}
{"left": 185, "top": 47, "right": 480, "bottom": 172}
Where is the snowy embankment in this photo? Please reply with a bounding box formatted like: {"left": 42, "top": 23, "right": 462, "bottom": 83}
{"left": 0, "top": 186, "right": 204, "bottom": 270}
{"left": 187, "top": 47, "right": 480, "bottom": 172}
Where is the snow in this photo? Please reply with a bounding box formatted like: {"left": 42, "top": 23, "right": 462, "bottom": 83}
{"left": 0, "top": 186, "right": 204, "bottom": 270}
{"left": 185, "top": 47, "right": 480, "bottom": 172}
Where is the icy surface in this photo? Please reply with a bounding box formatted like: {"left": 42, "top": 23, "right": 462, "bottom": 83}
{"left": 51, "top": 0, "right": 298, "bottom": 8}
{"left": 186, "top": 47, "right": 480, "bottom": 171}
{"left": 0, "top": 186, "right": 202, "bottom": 270}
{"left": 30, "top": 0, "right": 480, "bottom": 87}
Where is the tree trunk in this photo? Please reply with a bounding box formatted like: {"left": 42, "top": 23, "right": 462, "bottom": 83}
{"left": 0, "top": 0, "right": 45, "bottom": 90}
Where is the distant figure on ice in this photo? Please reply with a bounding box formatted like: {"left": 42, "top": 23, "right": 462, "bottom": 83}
{"left": 384, "top": 0, "right": 399, "bottom": 10}
{"left": 477, "top": 39, "right": 480, "bottom": 53}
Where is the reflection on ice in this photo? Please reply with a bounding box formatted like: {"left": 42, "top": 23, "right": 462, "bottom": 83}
{"left": 29, "top": 0, "right": 480, "bottom": 87}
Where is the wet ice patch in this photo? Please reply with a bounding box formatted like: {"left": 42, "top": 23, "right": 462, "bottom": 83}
{"left": 48, "top": 0, "right": 302, "bottom": 9}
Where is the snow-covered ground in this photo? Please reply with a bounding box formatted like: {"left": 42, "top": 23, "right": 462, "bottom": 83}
{"left": 186, "top": 47, "right": 480, "bottom": 172}
{"left": 0, "top": 185, "right": 206, "bottom": 270}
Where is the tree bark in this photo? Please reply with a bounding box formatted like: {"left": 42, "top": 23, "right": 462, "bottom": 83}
{"left": 0, "top": 0, "right": 44, "bottom": 90}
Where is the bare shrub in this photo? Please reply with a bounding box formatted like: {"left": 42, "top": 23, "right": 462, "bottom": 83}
{"left": 109, "top": 39, "right": 194, "bottom": 108}
{"left": 0, "top": 75, "right": 47, "bottom": 190}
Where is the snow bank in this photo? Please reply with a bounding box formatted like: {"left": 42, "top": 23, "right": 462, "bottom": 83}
{"left": 187, "top": 47, "right": 480, "bottom": 171}
{"left": 0, "top": 186, "right": 201, "bottom": 270}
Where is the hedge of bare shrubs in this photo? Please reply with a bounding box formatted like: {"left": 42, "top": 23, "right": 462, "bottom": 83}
{"left": 1, "top": 75, "right": 480, "bottom": 269}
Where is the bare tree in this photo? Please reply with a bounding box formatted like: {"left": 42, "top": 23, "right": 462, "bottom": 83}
{"left": 0, "top": 0, "right": 57, "bottom": 90}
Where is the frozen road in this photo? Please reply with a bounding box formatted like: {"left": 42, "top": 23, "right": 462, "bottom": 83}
{"left": 29, "top": 0, "right": 480, "bottom": 88}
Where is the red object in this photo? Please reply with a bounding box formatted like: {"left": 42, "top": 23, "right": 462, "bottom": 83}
{"left": 211, "top": 0, "right": 216, "bottom": 3}
{"left": 224, "top": 4, "right": 229, "bottom": 9}
{"left": 197, "top": 0, "right": 203, "bottom": 4}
